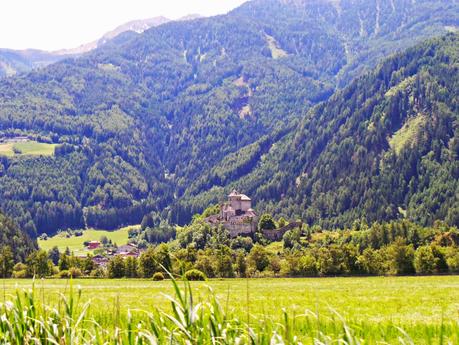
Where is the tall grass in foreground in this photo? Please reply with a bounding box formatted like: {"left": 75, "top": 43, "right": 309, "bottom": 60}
{"left": 0, "top": 276, "right": 457, "bottom": 344}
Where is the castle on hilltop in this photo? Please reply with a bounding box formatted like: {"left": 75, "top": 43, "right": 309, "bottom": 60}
{"left": 206, "top": 190, "right": 258, "bottom": 237}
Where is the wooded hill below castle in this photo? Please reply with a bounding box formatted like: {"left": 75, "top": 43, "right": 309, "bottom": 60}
{"left": 0, "top": 0, "right": 457, "bottom": 238}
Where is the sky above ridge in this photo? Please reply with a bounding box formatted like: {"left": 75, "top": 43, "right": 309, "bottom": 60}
{"left": 0, "top": 0, "right": 248, "bottom": 51}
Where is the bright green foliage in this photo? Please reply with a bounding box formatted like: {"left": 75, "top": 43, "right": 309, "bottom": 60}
{"left": 258, "top": 214, "right": 276, "bottom": 230}
{"left": 0, "top": 246, "right": 14, "bottom": 277}
{"left": 25, "top": 249, "right": 52, "bottom": 277}
{"left": 125, "top": 256, "right": 138, "bottom": 278}
{"left": 184, "top": 269, "right": 207, "bottom": 281}
{"left": 108, "top": 255, "right": 126, "bottom": 278}
{"left": 387, "top": 238, "right": 415, "bottom": 275}
{"left": 248, "top": 244, "right": 271, "bottom": 272}
{"left": 152, "top": 272, "right": 164, "bottom": 281}
{"left": 138, "top": 247, "right": 157, "bottom": 278}
{"left": 414, "top": 245, "right": 437, "bottom": 274}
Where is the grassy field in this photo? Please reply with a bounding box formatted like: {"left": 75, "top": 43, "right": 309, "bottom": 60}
{"left": 389, "top": 114, "right": 426, "bottom": 154}
{"left": 0, "top": 142, "right": 14, "bottom": 156}
{"left": 38, "top": 226, "right": 136, "bottom": 254}
{"left": 0, "top": 140, "right": 58, "bottom": 156}
{"left": 1, "top": 276, "right": 458, "bottom": 343}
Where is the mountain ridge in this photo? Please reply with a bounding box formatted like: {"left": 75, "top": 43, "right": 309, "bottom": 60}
{"left": 0, "top": 14, "right": 203, "bottom": 77}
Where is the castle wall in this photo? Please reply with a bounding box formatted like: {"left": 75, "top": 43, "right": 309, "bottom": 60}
{"left": 231, "top": 199, "right": 242, "bottom": 211}
{"left": 223, "top": 222, "right": 254, "bottom": 237}
{"left": 240, "top": 200, "right": 251, "bottom": 212}
{"left": 262, "top": 222, "right": 303, "bottom": 241}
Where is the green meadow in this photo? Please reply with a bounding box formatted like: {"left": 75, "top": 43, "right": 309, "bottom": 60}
{"left": 38, "top": 226, "right": 136, "bottom": 254}
{"left": 0, "top": 141, "right": 58, "bottom": 156}
{"left": 0, "top": 142, "right": 14, "bottom": 156}
{"left": 1, "top": 276, "right": 458, "bottom": 344}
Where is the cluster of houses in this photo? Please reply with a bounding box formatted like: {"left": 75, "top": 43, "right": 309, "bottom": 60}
{"left": 81, "top": 242, "right": 141, "bottom": 267}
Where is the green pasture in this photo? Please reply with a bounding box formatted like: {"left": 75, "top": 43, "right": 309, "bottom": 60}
{"left": 0, "top": 141, "right": 58, "bottom": 156}
{"left": 38, "top": 226, "right": 136, "bottom": 254}
{"left": 1, "top": 276, "right": 458, "bottom": 343}
{"left": 0, "top": 142, "right": 14, "bottom": 156}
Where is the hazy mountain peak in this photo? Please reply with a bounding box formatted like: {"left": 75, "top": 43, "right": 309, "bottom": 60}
{"left": 0, "top": 13, "right": 204, "bottom": 77}
{"left": 54, "top": 16, "right": 172, "bottom": 55}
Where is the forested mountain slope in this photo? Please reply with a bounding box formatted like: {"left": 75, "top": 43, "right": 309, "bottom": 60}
{"left": 182, "top": 34, "right": 458, "bottom": 228}
{"left": 0, "top": 211, "right": 36, "bottom": 262}
{"left": 0, "top": 0, "right": 457, "bottom": 236}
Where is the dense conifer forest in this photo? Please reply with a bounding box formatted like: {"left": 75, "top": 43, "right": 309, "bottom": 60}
{"left": 0, "top": 0, "right": 457, "bottom": 237}
{"left": 177, "top": 34, "right": 459, "bottom": 228}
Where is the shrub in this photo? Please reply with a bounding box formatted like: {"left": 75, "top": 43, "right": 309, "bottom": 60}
{"left": 258, "top": 214, "right": 276, "bottom": 231}
{"left": 446, "top": 247, "right": 459, "bottom": 273}
{"left": 414, "top": 246, "right": 437, "bottom": 274}
{"left": 248, "top": 244, "right": 270, "bottom": 272}
{"left": 69, "top": 267, "right": 82, "bottom": 278}
{"left": 57, "top": 270, "right": 70, "bottom": 278}
{"left": 12, "top": 262, "right": 27, "bottom": 278}
{"left": 12, "top": 269, "right": 27, "bottom": 278}
{"left": 90, "top": 267, "right": 107, "bottom": 278}
{"left": 299, "top": 255, "right": 318, "bottom": 276}
{"left": 185, "top": 269, "right": 207, "bottom": 281}
{"left": 153, "top": 272, "right": 165, "bottom": 281}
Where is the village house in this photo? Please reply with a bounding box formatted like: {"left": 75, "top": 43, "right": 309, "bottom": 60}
{"left": 87, "top": 241, "right": 101, "bottom": 250}
{"left": 206, "top": 190, "right": 258, "bottom": 237}
{"left": 0, "top": 136, "right": 29, "bottom": 143}
{"left": 116, "top": 244, "right": 140, "bottom": 258}
{"left": 92, "top": 254, "right": 109, "bottom": 267}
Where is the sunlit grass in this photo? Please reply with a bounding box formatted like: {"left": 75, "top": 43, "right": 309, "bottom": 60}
{"left": 14, "top": 141, "right": 58, "bottom": 155}
{"left": 388, "top": 113, "right": 426, "bottom": 154}
{"left": 0, "top": 142, "right": 14, "bottom": 156}
{"left": 0, "top": 276, "right": 457, "bottom": 343}
{"left": 0, "top": 141, "right": 58, "bottom": 156}
{"left": 38, "top": 225, "right": 137, "bottom": 254}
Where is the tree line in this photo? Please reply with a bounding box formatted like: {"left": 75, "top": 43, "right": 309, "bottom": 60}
{"left": 2, "top": 209, "right": 459, "bottom": 279}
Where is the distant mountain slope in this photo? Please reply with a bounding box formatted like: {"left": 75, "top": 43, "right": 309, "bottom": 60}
{"left": 184, "top": 33, "right": 458, "bottom": 228}
{"left": 53, "top": 16, "right": 201, "bottom": 56}
{"left": 0, "top": 15, "right": 202, "bottom": 77}
{"left": 0, "top": 49, "right": 63, "bottom": 77}
{"left": 0, "top": 0, "right": 457, "bottom": 235}
{"left": 53, "top": 17, "right": 171, "bottom": 56}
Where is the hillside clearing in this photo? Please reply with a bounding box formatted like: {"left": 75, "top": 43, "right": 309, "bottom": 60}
{"left": 265, "top": 34, "right": 288, "bottom": 59}
{"left": 38, "top": 226, "right": 137, "bottom": 254}
{"left": 389, "top": 114, "right": 427, "bottom": 154}
{"left": 0, "top": 141, "right": 58, "bottom": 156}
{"left": 0, "top": 142, "right": 14, "bottom": 156}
